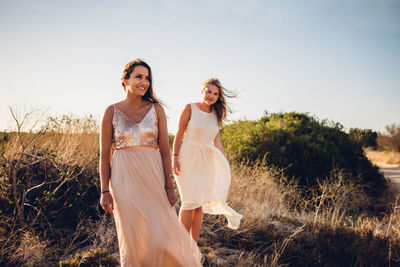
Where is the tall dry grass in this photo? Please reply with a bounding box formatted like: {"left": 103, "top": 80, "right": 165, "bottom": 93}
{"left": 0, "top": 110, "right": 102, "bottom": 266}
{"left": 365, "top": 147, "right": 400, "bottom": 166}
{"left": 1, "top": 109, "right": 400, "bottom": 266}
{"left": 197, "top": 162, "right": 400, "bottom": 266}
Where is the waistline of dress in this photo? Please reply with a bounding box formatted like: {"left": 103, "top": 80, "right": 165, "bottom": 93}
{"left": 182, "top": 140, "right": 213, "bottom": 146}
{"left": 116, "top": 146, "right": 158, "bottom": 151}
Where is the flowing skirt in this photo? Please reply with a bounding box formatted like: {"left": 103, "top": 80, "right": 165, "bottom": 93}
{"left": 110, "top": 149, "right": 202, "bottom": 267}
{"left": 175, "top": 141, "right": 242, "bottom": 229}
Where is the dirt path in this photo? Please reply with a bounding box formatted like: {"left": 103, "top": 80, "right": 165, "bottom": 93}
{"left": 377, "top": 163, "right": 400, "bottom": 195}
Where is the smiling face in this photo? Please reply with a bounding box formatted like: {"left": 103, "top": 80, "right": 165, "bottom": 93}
{"left": 123, "top": 65, "right": 150, "bottom": 97}
{"left": 202, "top": 84, "right": 220, "bottom": 105}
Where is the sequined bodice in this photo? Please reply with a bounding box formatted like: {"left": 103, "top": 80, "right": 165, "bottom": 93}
{"left": 112, "top": 104, "right": 158, "bottom": 149}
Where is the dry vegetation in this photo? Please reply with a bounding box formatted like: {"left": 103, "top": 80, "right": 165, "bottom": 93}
{"left": 197, "top": 163, "right": 400, "bottom": 266}
{"left": 0, "top": 109, "right": 101, "bottom": 266}
{"left": 365, "top": 147, "right": 400, "bottom": 166}
{"left": 1, "top": 110, "right": 400, "bottom": 266}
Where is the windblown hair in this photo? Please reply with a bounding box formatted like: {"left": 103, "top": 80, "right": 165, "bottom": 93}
{"left": 203, "top": 78, "right": 236, "bottom": 126}
{"left": 121, "top": 59, "right": 161, "bottom": 104}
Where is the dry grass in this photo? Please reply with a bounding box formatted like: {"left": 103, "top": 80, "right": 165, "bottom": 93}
{"left": 198, "top": 163, "right": 400, "bottom": 266}
{"left": 0, "top": 111, "right": 101, "bottom": 266}
{"left": 10, "top": 230, "right": 50, "bottom": 267}
{"left": 0, "top": 226, "right": 53, "bottom": 267}
{"left": 2, "top": 109, "right": 400, "bottom": 266}
{"left": 3, "top": 114, "right": 99, "bottom": 168}
{"left": 365, "top": 147, "right": 400, "bottom": 166}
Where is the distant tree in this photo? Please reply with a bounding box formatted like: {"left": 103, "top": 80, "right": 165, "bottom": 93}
{"left": 349, "top": 128, "right": 377, "bottom": 148}
{"left": 377, "top": 123, "right": 400, "bottom": 152}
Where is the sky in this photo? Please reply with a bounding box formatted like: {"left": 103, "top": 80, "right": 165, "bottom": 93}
{"left": 0, "top": 0, "right": 399, "bottom": 134}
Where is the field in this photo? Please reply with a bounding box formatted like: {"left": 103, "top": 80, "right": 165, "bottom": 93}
{"left": 1, "top": 113, "right": 400, "bottom": 266}
{"left": 365, "top": 148, "right": 400, "bottom": 166}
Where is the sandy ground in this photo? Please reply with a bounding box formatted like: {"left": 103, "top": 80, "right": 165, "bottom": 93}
{"left": 376, "top": 163, "right": 400, "bottom": 194}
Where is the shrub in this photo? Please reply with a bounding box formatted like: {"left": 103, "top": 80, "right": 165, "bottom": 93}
{"left": 221, "top": 112, "right": 387, "bottom": 197}
{"left": 0, "top": 110, "right": 102, "bottom": 264}
{"left": 5, "top": 229, "right": 51, "bottom": 267}
{"left": 0, "top": 113, "right": 100, "bottom": 229}
{"left": 349, "top": 128, "right": 377, "bottom": 148}
{"left": 378, "top": 123, "right": 400, "bottom": 152}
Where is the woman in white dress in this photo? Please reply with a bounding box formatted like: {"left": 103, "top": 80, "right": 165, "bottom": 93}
{"left": 173, "top": 78, "right": 242, "bottom": 243}
{"left": 99, "top": 59, "right": 202, "bottom": 266}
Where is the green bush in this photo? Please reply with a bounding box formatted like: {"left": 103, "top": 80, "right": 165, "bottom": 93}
{"left": 349, "top": 128, "right": 377, "bottom": 148}
{"left": 221, "top": 112, "right": 387, "bottom": 197}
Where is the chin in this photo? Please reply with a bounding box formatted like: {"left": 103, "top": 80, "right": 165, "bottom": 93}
{"left": 137, "top": 91, "right": 148, "bottom": 96}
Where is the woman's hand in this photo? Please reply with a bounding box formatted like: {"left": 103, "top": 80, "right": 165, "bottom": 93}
{"left": 165, "top": 186, "right": 177, "bottom": 206}
{"left": 173, "top": 157, "right": 180, "bottom": 175}
{"left": 100, "top": 192, "right": 114, "bottom": 214}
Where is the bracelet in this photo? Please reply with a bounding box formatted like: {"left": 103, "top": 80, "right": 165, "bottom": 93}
{"left": 102, "top": 190, "right": 110, "bottom": 194}
{"left": 172, "top": 153, "right": 179, "bottom": 156}
{"left": 168, "top": 172, "right": 174, "bottom": 179}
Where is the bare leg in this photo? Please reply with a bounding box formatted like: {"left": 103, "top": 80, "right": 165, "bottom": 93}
{"left": 179, "top": 208, "right": 193, "bottom": 232}
{"left": 190, "top": 207, "right": 203, "bottom": 243}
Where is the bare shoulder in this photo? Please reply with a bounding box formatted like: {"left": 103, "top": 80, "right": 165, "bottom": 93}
{"left": 154, "top": 103, "right": 166, "bottom": 118}
{"left": 101, "top": 105, "right": 115, "bottom": 131}
{"left": 182, "top": 103, "right": 191, "bottom": 114}
{"left": 154, "top": 102, "right": 165, "bottom": 113}
{"left": 112, "top": 100, "right": 124, "bottom": 109}
{"left": 103, "top": 105, "right": 115, "bottom": 119}
{"left": 177, "top": 103, "right": 192, "bottom": 124}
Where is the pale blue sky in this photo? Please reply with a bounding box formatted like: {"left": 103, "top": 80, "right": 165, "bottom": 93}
{"left": 1, "top": 0, "right": 399, "bottom": 133}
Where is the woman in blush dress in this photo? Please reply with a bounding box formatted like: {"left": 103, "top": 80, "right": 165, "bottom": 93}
{"left": 99, "top": 59, "right": 202, "bottom": 267}
{"left": 173, "top": 78, "right": 242, "bottom": 244}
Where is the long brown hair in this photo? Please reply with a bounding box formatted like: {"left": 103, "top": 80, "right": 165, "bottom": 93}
{"left": 121, "top": 59, "right": 161, "bottom": 104}
{"left": 203, "top": 78, "right": 236, "bottom": 126}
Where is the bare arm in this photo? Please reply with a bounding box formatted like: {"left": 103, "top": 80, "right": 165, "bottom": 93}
{"left": 99, "top": 105, "right": 114, "bottom": 214}
{"left": 213, "top": 132, "right": 226, "bottom": 155}
{"left": 155, "top": 103, "right": 176, "bottom": 206}
{"left": 172, "top": 104, "right": 191, "bottom": 175}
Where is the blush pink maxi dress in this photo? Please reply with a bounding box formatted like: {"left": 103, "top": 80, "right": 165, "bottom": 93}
{"left": 109, "top": 104, "right": 202, "bottom": 267}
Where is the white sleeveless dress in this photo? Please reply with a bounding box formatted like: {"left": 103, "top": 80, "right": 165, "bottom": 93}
{"left": 175, "top": 103, "right": 242, "bottom": 229}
